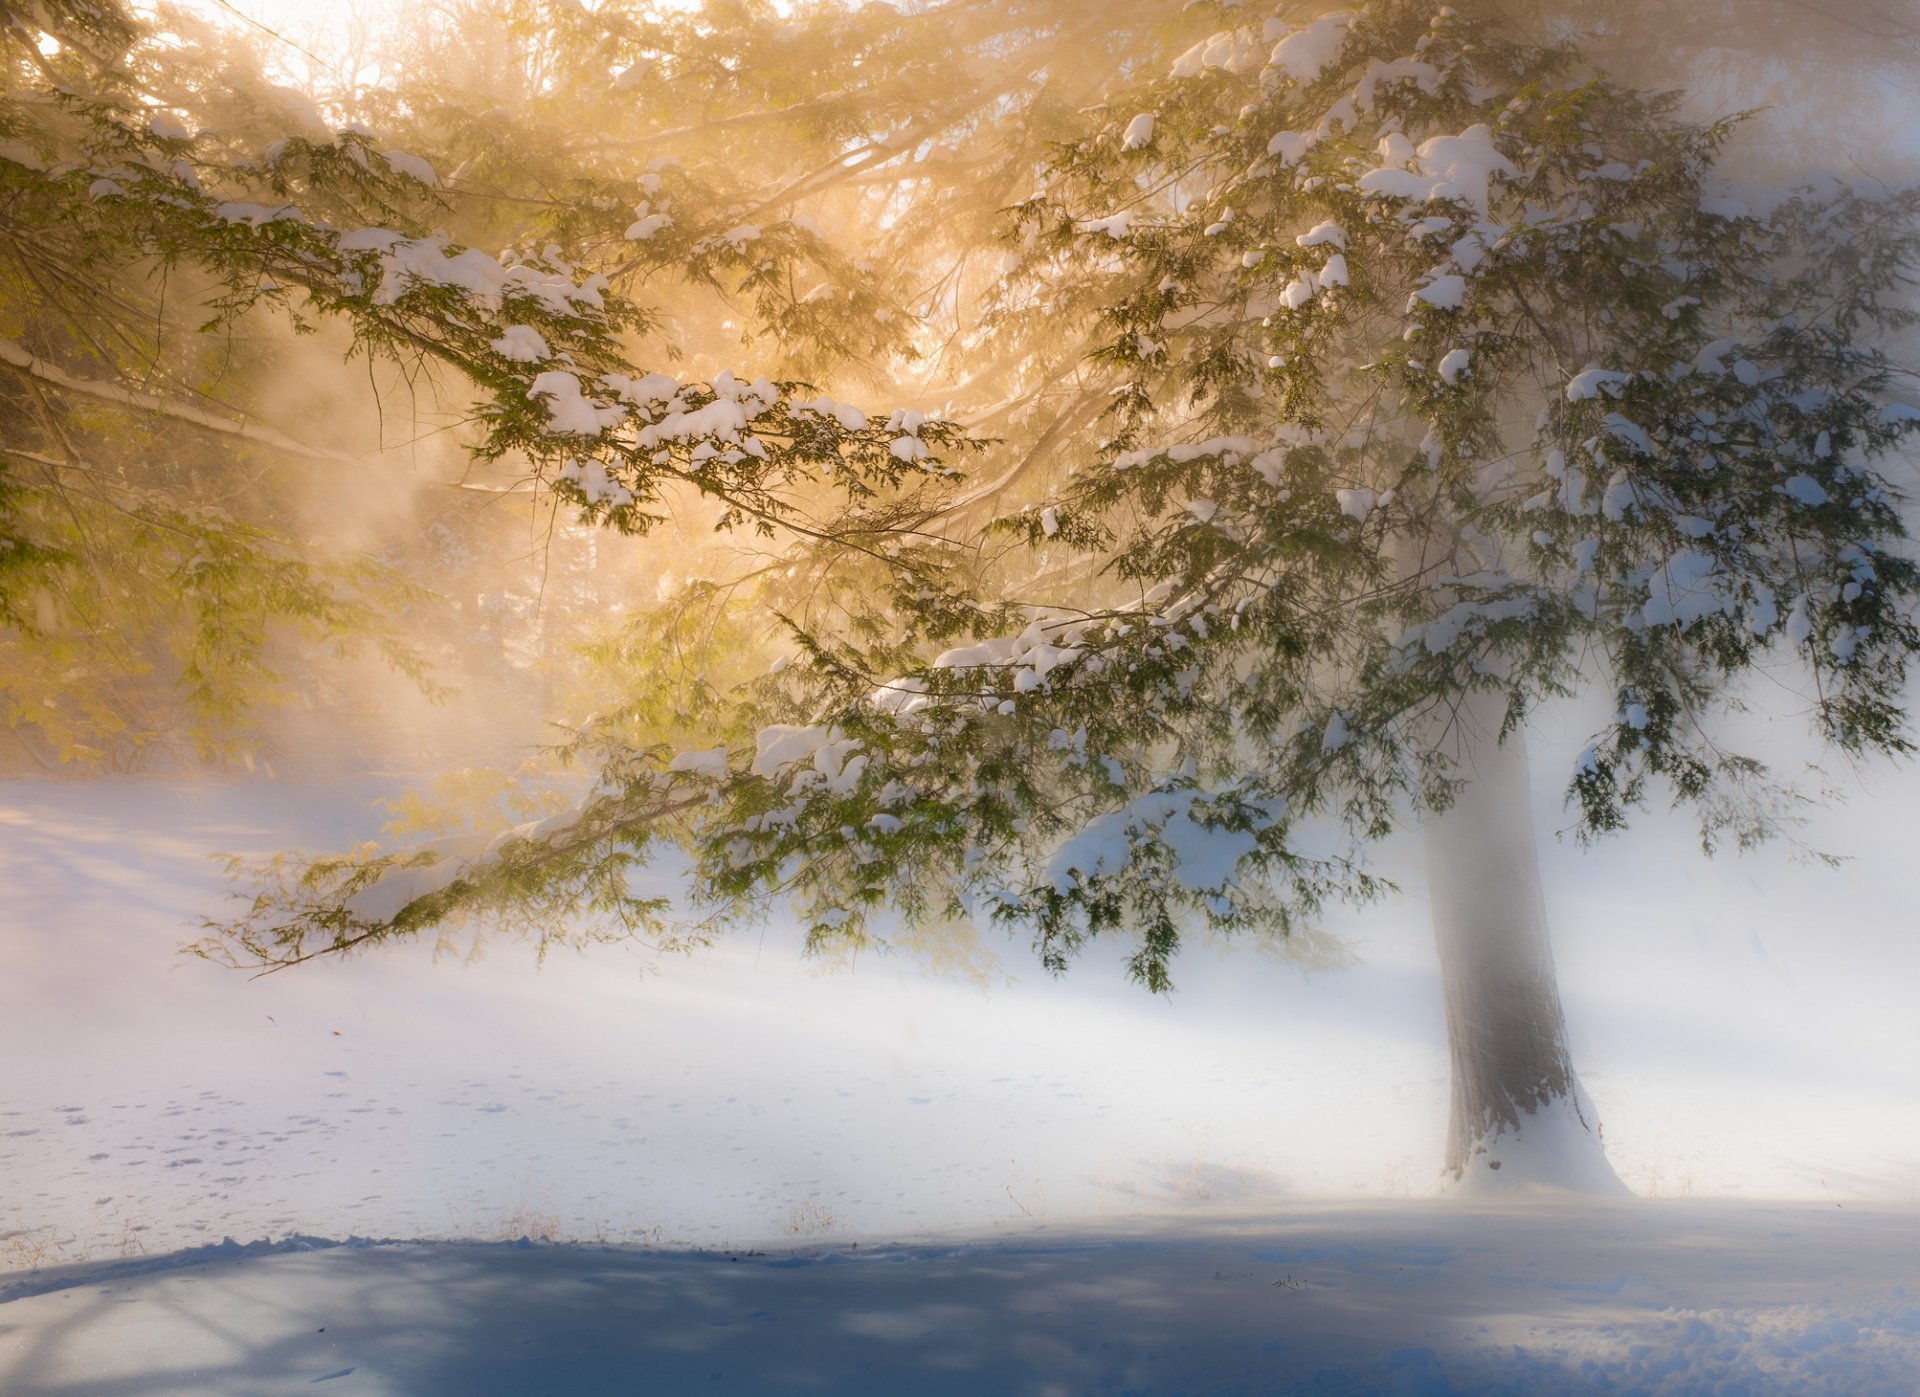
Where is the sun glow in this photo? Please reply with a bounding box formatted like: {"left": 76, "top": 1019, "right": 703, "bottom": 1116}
{"left": 137, "top": 0, "right": 408, "bottom": 91}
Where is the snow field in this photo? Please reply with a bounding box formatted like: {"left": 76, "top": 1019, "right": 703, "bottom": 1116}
{"left": 2, "top": 726, "right": 1918, "bottom": 1391}
{"left": 2, "top": 749, "right": 1918, "bottom": 1269}
{"left": 3, "top": 1205, "right": 1918, "bottom": 1395}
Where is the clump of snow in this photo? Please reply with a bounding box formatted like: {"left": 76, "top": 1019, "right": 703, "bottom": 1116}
{"left": 1170, "top": 30, "right": 1257, "bottom": 79}
{"left": 1112, "top": 435, "right": 1265, "bottom": 472}
{"left": 706, "top": 224, "right": 759, "bottom": 252}
{"left": 1396, "top": 592, "right": 1540, "bottom": 659}
{"left": 928, "top": 615, "right": 1089, "bottom": 698}
{"left": 335, "top": 227, "right": 405, "bottom": 253}
{"left": 666, "top": 747, "right": 729, "bottom": 778}
{"left": 1335, "top": 488, "right": 1376, "bottom": 521}
{"left": 1693, "top": 338, "right": 1744, "bottom": 375}
{"left": 341, "top": 833, "right": 492, "bottom": 925}
{"left": 1566, "top": 367, "right": 1630, "bottom": 401}
{"left": 630, "top": 372, "right": 778, "bottom": 451}
{"left": 624, "top": 212, "right": 672, "bottom": 241}
{"left": 1436, "top": 348, "right": 1470, "bottom": 385}
{"left": 554, "top": 458, "right": 632, "bottom": 506}
{"left": 1780, "top": 476, "right": 1828, "bottom": 507}
{"left": 751, "top": 725, "right": 838, "bottom": 778}
{"left": 360, "top": 236, "right": 608, "bottom": 316}
{"left": 260, "top": 85, "right": 331, "bottom": 142}
{"left": 793, "top": 395, "right": 869, "bottom": 432}
{"left": 1410, "top": 127, "right": 1517, "bottom": 216}
{"left": 1603, "top": 413, "right": 1652, "bottom": 456}
{"left": 489, "top": 325, "right": 549, "bottom": 363}
{"left": 605, "top": 371, "right": 682, "bottom": 408}
{"left": 1415, "top": 274, "right": 1466, "bottom": 309}
{"left": 1353, "top": 56, "right": 1441, "bottom": 112}
{"left": 214, "top": 202, "right": 301, "bottom": 227}
{"left": 482, "top": 805, "right": 583, "bottom": 856}
{"left": 1359, "top": 126, "right": 1516, "bottom": 219}
{"left": 1642, "top": 549, "right": 1736, "bottom": 629}
{"left": 1266, "top": 130, "right": 1320, "bottom": 165}
{"left": 1120, "top": 114, "right": 1155, "bottom": 151}
{"left": 1267, "top": 13, "right": 1351, "bottom": 84}
{"left": 529, "top": 371, "right": 625, "bottom": 436}
{"left": 381, "top": 149, "right": 437, "bottom": 186}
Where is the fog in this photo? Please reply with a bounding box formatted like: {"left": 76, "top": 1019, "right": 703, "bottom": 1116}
{"left": 4, "top": 8, "right": 1920, "bottom": 1391}
{"left": 5, "top": 702, "right": 1919, "bottom": 1265}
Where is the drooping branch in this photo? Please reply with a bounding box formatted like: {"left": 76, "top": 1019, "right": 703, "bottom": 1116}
{"left": 0, "top": 338, "right": 353, "bottom": 464}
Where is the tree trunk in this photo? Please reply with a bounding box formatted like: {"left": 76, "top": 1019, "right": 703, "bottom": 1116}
{"left": 1422, "top": 687, "right": 1629, "bottom": 1195}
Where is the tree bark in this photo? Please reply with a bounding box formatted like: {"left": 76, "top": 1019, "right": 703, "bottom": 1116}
{"left": 1422, "top": 686, "right": 1628, "bottom": 1194}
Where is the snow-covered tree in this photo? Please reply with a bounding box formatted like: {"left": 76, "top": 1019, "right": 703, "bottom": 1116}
{"left": 56, "top": 0, "right": 1913, "bottom": 1192}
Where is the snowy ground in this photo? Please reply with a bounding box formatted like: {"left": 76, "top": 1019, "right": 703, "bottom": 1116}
{"left": 3, "top": 1205, "right": 1919, "bottom": 1394}
{"left": 2, "top": 724, "right": 1919, "bottom": 1390}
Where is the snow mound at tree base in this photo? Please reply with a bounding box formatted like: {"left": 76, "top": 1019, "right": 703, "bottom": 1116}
{"left": 1448, "top": 1081, "right": 1633, "bottom": 1198}
{"left": 3, "top": 1203, "right": 1916, "bottom": 1396}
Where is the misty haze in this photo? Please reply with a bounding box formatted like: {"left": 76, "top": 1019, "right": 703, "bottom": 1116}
{"left": 3, "top": 0, "right": 1919, "bottom": 1392}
